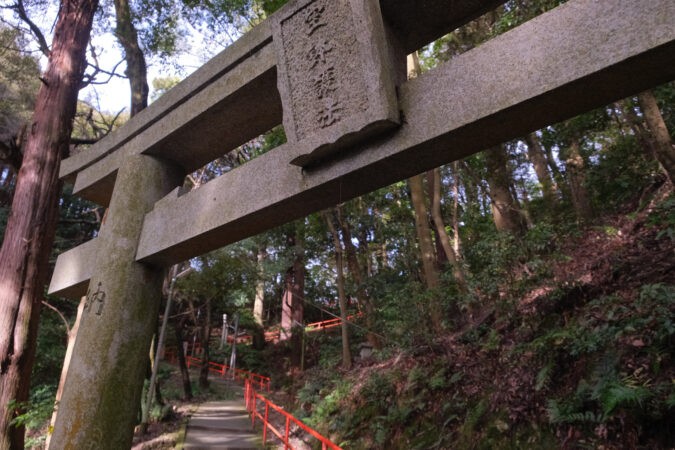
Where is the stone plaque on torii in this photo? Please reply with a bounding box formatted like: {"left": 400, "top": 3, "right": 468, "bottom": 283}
{"left": 46, "top": 0, "right": 675, "bottom": 447}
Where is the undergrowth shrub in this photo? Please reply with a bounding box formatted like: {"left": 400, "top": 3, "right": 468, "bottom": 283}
{"left": 588, "top": 135, "right": 660, "bottom": 212}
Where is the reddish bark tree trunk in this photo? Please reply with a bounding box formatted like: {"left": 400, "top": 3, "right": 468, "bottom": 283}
{"left": 0, "top": 0, "right": 98, "bottom": 447}
{"left": 280, "top": 229, "right": 305, "bottom": 367}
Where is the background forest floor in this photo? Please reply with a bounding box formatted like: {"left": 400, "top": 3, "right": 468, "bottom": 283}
{"left": 257, "top": 184, "right": 675, "bottom": 449}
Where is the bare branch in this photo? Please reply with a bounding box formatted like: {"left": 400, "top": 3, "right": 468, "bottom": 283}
{"left": 41, "top": 300, "right": 71, "bottom": 335}
{"left": 80, "top": 57, "right": 126, "bottom": 89}
{"left": 14, "top": 0, "right": 50, "bottom": 57}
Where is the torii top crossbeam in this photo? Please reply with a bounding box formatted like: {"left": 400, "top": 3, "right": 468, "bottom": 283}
{"left": 46, "top": 0, "right": 675, "bottom": 448}
{"left": 51, "top": 0, "right": 675, "bottom": 299}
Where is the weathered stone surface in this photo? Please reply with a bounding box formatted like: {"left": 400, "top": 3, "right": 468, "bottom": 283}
{"left": 380, "top": 0, "right": 506, "bottom": 53}
{"left": 71, "top": 39, "right": 279, "bottom": 206}
{"left": 48, "top": 238, "right": 97, "bottom": 299}
{"left": 60, "top": 21, "right": 273, "bottom": 182}
{"left": 52, "top": 0, "right": 675, "bottom": 300}
{"left": 135, "top": 0, "right": 675, "bottom": 266}
{"left": 48, "top": 155, "right": 182, "bottom": 449}
{"left": 64, "top": 0, "right": 495, "bottom": 204}
{"left": 273, "top": 0, "right": 400, "bottom": 166}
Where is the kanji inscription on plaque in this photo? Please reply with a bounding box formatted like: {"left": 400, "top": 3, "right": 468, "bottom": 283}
{"left": 272, "top": 0, "right": 400, "bottom": 167}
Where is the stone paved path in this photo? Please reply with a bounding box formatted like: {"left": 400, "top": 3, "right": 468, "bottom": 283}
{"left": 183, "top": 384, "right": 262, "bottom": 449}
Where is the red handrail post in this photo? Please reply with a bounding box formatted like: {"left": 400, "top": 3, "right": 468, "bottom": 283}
{"left": 263, "top": 402, "right": 269, "bottom": 444}
{"left": 284, "top": 415, "right": 291, "bottom": 450}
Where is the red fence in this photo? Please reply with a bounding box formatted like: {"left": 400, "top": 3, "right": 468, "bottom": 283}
{"left": 265, "top": 313, "right": 363, "bottom": 342}
{"left": 175, "top": 355, "right": 341, "bottom": 449}
{"left": 244, "top": 378, "right": 342, "bottom": 450}
{"left": 185, "top": 355, "right": 271, "bottom": 391}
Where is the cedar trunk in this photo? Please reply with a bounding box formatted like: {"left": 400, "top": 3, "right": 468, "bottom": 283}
{"left": 484, "top": 145, "right": 527, "bottom": 235}
{"left": 524, "top": 133, "right": 558, "bottom": 204}
{"left": 637, "top": 90, "right": 675, "bottom": 184}
{"left": 0, "top": 0, "right": 97, "bottom": 447}
{"left": 408, "top": 173, "right": 442, "bottom": 332}
{"left": 564, "top": 138, "right": 594, "bottom": 222}
{"left": 281, "top": 230, "right": 305, "bottom": 366}
{"left": 428, "top": 168, "right": 468, "bottom": 292}
{"left": 325, "top": 210, "right": 352, "bottom": 370}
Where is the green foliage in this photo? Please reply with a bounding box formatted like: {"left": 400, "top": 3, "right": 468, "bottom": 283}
{"left": 135, "top": 0, "right": 185, "bottom": 59}
{"left": 31, "top": 305, "right": 69, "bottom": 389}
{"left": 494, "top": 0, "right": 567, "bottom": 35}
{"left": 257, "top": 0, "right": 287, "bottom": 14}
{"left": 8, "top": 385, "right": 56, "bottom": 447}
{"left": 587, "top": 135, "right": 660, "bottom": 212}
{"left": 151, "top": 76, "right": 181, "bottom": 102}
{"left": 522, "top": 283, "right": 675, "bottom": 445}
{"left": 647, "top": 194, "right": 675, "bottom": 243}
{"left": 456, "top": 398, "right": 489, "bottom": 446}
{"left": 0, "top": 25, "right": 40, "bottom": 142}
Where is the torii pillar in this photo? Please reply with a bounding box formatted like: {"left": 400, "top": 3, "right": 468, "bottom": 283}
{"left": 47, "top": 155, "right": 182, "bottom": 448}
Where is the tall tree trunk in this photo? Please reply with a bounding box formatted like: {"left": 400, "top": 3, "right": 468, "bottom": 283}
{"left": 113, "top": 0, "right": 148, "bottom": 116}
{"left": 462, "top": 163, "right": 480, "bottom": 217}
{"left": 428, "top": 168, "right": 468, "bottom": 293}
{"left": 484, "top": 145, "right": 527, "bottom": 234}
{"left": 199, "top": 298, "right": 211, "bottom": 389}
{"left": 408, "top": 173, "right": 442, "bottom": 331}
{"left": 450, "top": 162, "right": 463, "bottom": 258}
{"left": 637, "top": 90, "right": 675, "bottom": 184}
{"left": 0, "top": 0, "right": 98, "bottom": 447}
{"left": 426, "top": 170, "right": 448, "bottom": 266}
{"left": 409, "top": 174, "right": 440, "bottom": 289}
{"left": 280, "top": 228, "right": 305, "bottom": 367}
{"left": 290, "top": 233, "right": 305, "bottom": 367}
{"left": 563, "top": 138, "right": 594, "bottom": 222}
{"left": 524, "top": 133, "right": 558, "bottom": 204}
{"left": 253, "top": 244, "right": 266, "bottom": 326}
{"left": 619, "top": 100, "right": 657, "bottom": 160}
{"left": 336, "top": 207, "right": 380, "bottom": 349}
{"left": 542, "top": 140, "right": 567, "bottom": 199}
{"left": 325, "top": 210, "right": 352, "bottom": 370}
{"left": 173, "top": 317, "right": 192, "bottom": 400}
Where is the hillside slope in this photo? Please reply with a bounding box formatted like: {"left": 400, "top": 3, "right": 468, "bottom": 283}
{"left": 279, "top": 187, "right": 674, "bottom": 450}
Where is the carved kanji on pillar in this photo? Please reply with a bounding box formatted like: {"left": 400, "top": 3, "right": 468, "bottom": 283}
{"left": 272, "top": 0, "right": 400, "bottom": 167}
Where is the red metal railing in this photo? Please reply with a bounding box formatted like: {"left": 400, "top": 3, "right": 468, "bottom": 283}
{"left": 185, "top": 356, "right": 271, "bottom": 391}
{"left": 304, "top": 314, "right": 359, "bottom": 332}
{"left": 264, "top": 313, "right": 364, "bottom": 342}
{"left": 244, "top": 378, "right": 342, "bottom": 450}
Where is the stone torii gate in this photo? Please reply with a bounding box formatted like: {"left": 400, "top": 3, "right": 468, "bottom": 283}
{"left": 46, "top": 0, "right": 675, "bottom": 447}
